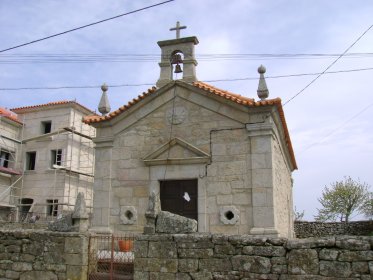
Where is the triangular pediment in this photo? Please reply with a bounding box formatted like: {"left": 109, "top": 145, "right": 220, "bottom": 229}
{"left": 143, "top": 137, "right": 210, "bottom": 166}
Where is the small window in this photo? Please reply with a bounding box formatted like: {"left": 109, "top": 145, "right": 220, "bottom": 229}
{"left": 41, "top": 121, "right": 52, "bottom": 134}
{"left": 51, "top": 149, "right": 62, "bottom": 167}
{"left": 46, "top": 199, "right": 58, "bottom": 216}
{"left": 0, "top": 151, "right": 10, "bottom": 168}
{"left": 26, "top": 151, "right": 36, "bottom": 170}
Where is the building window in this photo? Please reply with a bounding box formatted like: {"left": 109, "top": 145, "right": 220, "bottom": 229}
{"left": 26, "top": 151, "right": 36, "bottom": 170}
{"left": 46, "top": 199, "right": 58, "bottom": 216}
{"left": 0, "top": 151, "right": 10, "bottom": 168}
{"left": 41, "top": 121, "right": 52, "bottom": 134}
{"left": 51, "top": 149, "right": 62, "bottom": 167}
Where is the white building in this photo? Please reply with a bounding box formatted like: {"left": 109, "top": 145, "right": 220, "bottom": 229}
{"left": 0, "top": 101, "right": 96, "bottom": 221}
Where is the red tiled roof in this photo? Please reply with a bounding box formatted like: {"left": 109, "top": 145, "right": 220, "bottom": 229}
{"left": 83, "top": 81, "right": 297, "bottom": 169}
{"left": 193, "top": 81, "right": 255, "bottom": 105}
{"left": 0, "top": 166, "right": 21, "bottom": 176}
{"left": 11, "top": 100, "right": 95, "bottom": 115}
{"left": 83, "top": 87, "right": 158, "bottom": 124}
{"left": 0, "top": 107, "right": 22, "bottom": 124}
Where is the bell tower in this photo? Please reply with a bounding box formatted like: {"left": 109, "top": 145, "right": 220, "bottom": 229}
{"left": 156, "top": 22, "right": 199, "bottom": 88}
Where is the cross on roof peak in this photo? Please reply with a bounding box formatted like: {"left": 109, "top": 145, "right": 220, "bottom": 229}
{"left": 170, "top": 21, "right": 187, "bottom": 39}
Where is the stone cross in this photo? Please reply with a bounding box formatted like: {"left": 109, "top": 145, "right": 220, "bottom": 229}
{"left": 170, "top": 21, "right": 186, "bottom": 39}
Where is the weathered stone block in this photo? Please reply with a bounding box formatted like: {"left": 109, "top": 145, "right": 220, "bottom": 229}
{"left": 288, "top": 249, "right": 319, "bottom": 275}
{"left": 338, "top": 250, "right": 373, "bottom": 261}
{"left": 199, "top": 258, "right": 232, "bottom": 272}
{"left": 272, "top": 264, "right": 287, "bottom": 274}
{"left": 156, "top": 211, "right": 197, "bottom": 234}
{"left": 352, "top": 261, "right": 369, "bottom": 274}
{"left": 286, "top": 237, "right": 335, "bottom": 249}
{"left": 336, "top": 236, "right": 371, "bottom": 251}
{"left": 319, "top": 261, "right": 351, "bottom": 277}
{"left": 319, "top": 248, "right": 339, "bottom": 260}
{"left": 214, "top": 243, "right": 237, "bottom": 255}
{"left": 66, "top": 264, "right": 87, "bottom": 280}
{"left": 147, "top": 259, "right": 178, "bottom": 273}
{"left": 176, "top": 272, "right": 192, "bottom": 280}
{"left": 178, "top": 259, "right": 198, "bottom": 272}
{"left": 149, "top": 272, "right": 175, "bottom": 280}
{"left": 178, "top": 248, "right": 213, "bottom": 258}
{"left": 12, "top": 262, "right": 32, "bottom": 272}
{"left": 229, "top": 235, "right": 267, "bottom": 246}
{"left": 6, "top": 270, "right": 20, "bottom": 279}
{"left": 134, "top": 271, "right": 149, "bottom": 280}
{"left": 134, "top": 240, "right": 148, "bottom": 258}
{"left": 189, "top": 271, "right": 213, "bottom": 280}
{"left": 243, "top": 246, "right": 286, "bottom": 257}
{"left": 6, "top": 245, "right": 21, "bottom": 253}
{"left": 148, "top": 241, "right": 177, "bottom": 259}
{"left": 231, "top": 255, "right": 271, "bottom": 273}
{"left": 20, "top": 271, "right": 57, "bottom": 280}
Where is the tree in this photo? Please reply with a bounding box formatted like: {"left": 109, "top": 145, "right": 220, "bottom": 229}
{"left": 294, "top": 207, "right": 305, "bottom": 221}
{"left": 315, "top": 177, "right": 371, "bottom": 222}
{"left": 361, "top": 193, "right": 373, "bottom": 220}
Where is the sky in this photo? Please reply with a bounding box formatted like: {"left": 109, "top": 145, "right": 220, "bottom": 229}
{"left": 0, "top": 1, "right": 372, "bottom": 221}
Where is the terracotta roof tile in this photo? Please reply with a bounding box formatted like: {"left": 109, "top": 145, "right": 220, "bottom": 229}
{"left": 193, "top": 81, "right": 255, "bottom": 105}
{"left": 11, "top": 100, "right": 95, "bottom": 115}
{"left": 0, "top": 107, "right": 22, "bottom": 124}
{"left": 83, "top": 86, "right": 157, "bottom": 124}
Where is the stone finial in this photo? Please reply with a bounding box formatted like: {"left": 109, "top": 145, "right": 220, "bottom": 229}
{"left": 72, "top": 192, "right": 89, "bottom": 219}
{"left": 72, "top": 192, "right": 89, "bottom": 232}
{"left": 98, "top": 83, "right": 111, "bottom": 115}
{"left": 257, "top": 65, "right": 269, "bottom": 100}
{"left": 144, "top": 191, "right": 161, "bottom": 234}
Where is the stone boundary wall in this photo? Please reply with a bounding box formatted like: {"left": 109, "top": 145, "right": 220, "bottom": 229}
{"left": 0, "top": 222, "right": 47, "bottom": 231}
{"left": 295, "top": 221, "right": 373, "bottom": 238}
{"left": 134, "top": 234, "right": 373, "bottom": 279}
{"left": 0, "top": 229, "right": 89, "bottom": 280}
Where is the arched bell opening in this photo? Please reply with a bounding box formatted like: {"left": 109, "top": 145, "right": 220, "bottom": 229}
{"left": 170, "top": 50, "right": 184, "bottom": 80}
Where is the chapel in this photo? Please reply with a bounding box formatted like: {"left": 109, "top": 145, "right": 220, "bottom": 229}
{"left": 84, "top": 23, "right": 297, "bottom": 237}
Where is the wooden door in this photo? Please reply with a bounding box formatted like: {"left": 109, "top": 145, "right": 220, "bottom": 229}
{"left": 160, "top": 179, "right": 198, "bottom": 220}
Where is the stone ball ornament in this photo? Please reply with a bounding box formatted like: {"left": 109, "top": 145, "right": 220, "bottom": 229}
{"left": 258, "top": 64, "right": 266, "bottom": 74}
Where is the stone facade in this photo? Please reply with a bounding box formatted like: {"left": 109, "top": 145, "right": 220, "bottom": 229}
{"left": 9, "top": 102, "right": 95, "bottom": 217}
{"left": 0, "top": 110, "right": 22, "bottom": 209}
{"left": 295, "top": 221, "right": 373, "bottom": 238}
{"left": 87, "top": 35, "right": 296, "bottom": 238}
{"left": 0, "top": 229, "right": 88, "bottom": 280}
{"left": 134, "top": 234, "right": 373, "bottom": 279}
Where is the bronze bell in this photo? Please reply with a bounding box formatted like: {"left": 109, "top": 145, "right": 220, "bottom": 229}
{"left": 171, "top": 54, "right": 182, "bottom": 64}
{"left": 174, "top": 64, "right": 182, "bottom": 73}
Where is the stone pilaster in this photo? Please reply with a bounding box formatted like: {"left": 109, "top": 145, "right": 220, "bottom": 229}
{"left": 90, "top": 136, "right": 113, "bottom": 233}
{"left": 246, "top": 122, "right": 279, "bottom": 237}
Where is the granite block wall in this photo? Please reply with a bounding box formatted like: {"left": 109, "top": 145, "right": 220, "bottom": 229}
{"left": 0, "top": 230, "right": 89, "bottom": 280}
{"left": 295, "top": 221, "right": 373, "bottom": 238}
{"left": 134, "top": 234, "right": 373, "bottom": 279}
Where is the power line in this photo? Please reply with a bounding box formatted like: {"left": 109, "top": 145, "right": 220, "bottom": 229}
{"left": 0, "top": 0, "right": 175, "bottom": 53}
{"left": 1, "top": 52, "right": 373, "bottom": 64}
{"left": 283, "top": 24, "right": 373, "bottom": 107}
{"left": 299, "top": 102, "right": 373, "bottom": 155}
{"left": 1, "top": 66, "right": 372, "bottom": 91}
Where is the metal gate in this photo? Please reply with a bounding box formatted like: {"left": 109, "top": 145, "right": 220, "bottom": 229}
{"left": 88, "top": 234, "right": 135, "bottom": 280}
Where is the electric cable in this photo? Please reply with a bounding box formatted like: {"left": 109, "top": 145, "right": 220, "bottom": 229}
{"left": 1, "top": 52, "right": 373, "bottom": 64}
{"left": 0, "top": 66, "right": 372, "bottom": 91}
{"left": 0, "top": 0, "right": 175, "bottom": 53}
{"left": 283, "top": 24, "right": 373, "bottom": 106}
{"left": 299, "top": 102, "right": 373, "bottom": 155}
